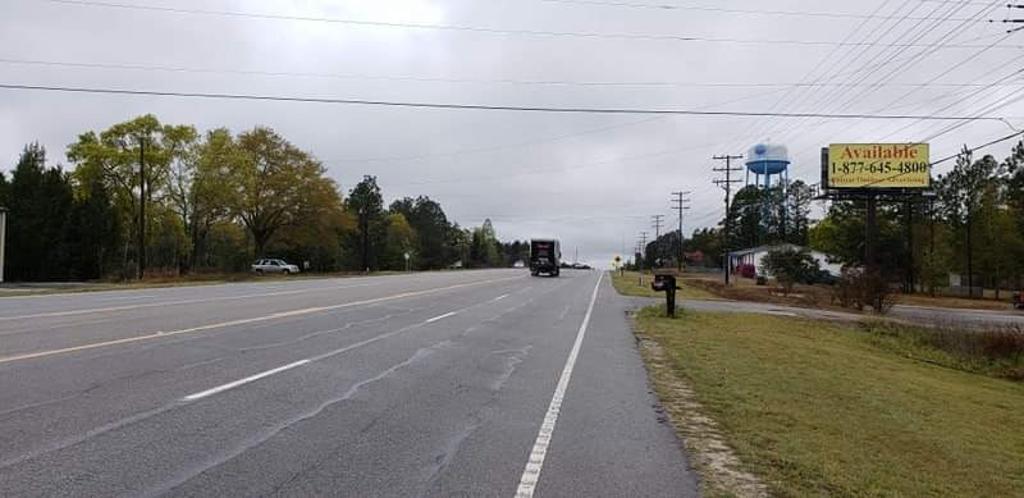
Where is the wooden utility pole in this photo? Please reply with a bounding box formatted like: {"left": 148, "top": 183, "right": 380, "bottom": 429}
{"left": 138, "top": 137, "right": 147, "bottom": 280}
{"left": 651, "top": 215, "right": 665, "bottom": 267}
{"left": 713, "top": 154, "right": 743, "bottom": 285}
{"left": 671, "top": 191, "right": 691, "bottom": 270}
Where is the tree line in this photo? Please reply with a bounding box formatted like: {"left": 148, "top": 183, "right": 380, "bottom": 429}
{"left": 0, "top": 115, "right": 528, "bottom": 281}
{"left": 643, "top": 141, "right": 1024, "bottom": 298}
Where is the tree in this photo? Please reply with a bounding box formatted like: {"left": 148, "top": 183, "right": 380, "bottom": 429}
{"left": 67, "top": 114, "right": 195, "bottom": 278}
{"left": 784, "top": 180, "right": 814, "bottom": 246}
{"left": 234, "top": 127, "right": 339, "bottom": 257}
{"left": 345, "top": 175, "right": 386, "bottom": 271}
{"left": 937, "top": 147, "right": 1000, "bottom": 297}
{"left": 383, "top": 213, "right": 416, "bottom": 270}
{"left": 389, "top": 196, "right": 453, "bottom": 269}
{"left": 7, "top": 144, "right": 76, "bottom": 281}
{"left": 761, "top": 247, "right": 821, "bottom": 295}
{"left": 68, "top": 176, "right": 122, "bottom": 279}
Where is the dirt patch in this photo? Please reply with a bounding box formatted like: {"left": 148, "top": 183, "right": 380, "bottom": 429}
{"left": 632, "top": 314, "right": 768, "bottom": 498}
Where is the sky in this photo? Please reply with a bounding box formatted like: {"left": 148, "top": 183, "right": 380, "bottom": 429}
{"left": 3, "top": 0, "right": 1024, "bottom": 266}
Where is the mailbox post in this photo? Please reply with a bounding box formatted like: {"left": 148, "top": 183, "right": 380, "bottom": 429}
{"left": 651, "top": 272, "right": 679, "bottom": 318}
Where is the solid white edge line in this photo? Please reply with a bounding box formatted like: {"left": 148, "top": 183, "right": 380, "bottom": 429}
{"left": 182, "top": 359, "right": 311, "bottom": 401}
{"left": 514, "top": 272, "right": 603, "bottom": 498}
{"left": 425, "top": 311, "right": 457, "bottom": 323}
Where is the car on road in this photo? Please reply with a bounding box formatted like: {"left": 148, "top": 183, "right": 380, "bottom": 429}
{"left": 251, "top": 259, "right": 300, "bottom": 275}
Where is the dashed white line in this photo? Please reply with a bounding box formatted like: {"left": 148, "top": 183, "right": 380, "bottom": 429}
{"left": 182, "top": 360, "right": 311, "bottom": 401}
{"left": 514, "top": 272, "right": 603, "bottom": 498}
{"left": 425, "top": 311, "right": 457, "bottom": 323}
{"left": 492, "top": 293, "right": 510, "bottom": 302}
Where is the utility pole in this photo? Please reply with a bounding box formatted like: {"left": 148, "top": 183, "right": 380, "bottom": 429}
{"left": 651, "top": 215, "right": 665, "bottom": 268}
{"left": 671, "top": 191, "right": 691, "bottom": 270}
{"left": 0, "top": 207, "right": 6, "bottom": 284}
{"left": 713, "top": 154, "right": 743, "bottom": 285}
{"left": 638, "top": 231, "right": 649, "bottom": 285}
{"left": 137, "top": 136, "right": 147, "bottom": 281}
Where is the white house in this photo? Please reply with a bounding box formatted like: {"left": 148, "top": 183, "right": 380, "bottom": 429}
{"left": 728, "top": 243, "right": 842, "bottom": 278}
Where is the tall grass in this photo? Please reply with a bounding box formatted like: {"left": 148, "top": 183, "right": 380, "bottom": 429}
{"left": 864, "top": 321, "right": 1024, "bottom": 381}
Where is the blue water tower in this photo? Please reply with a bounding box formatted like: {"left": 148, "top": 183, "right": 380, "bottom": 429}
{"left": 745, "top": 143, "right": 790, "bottom": 189}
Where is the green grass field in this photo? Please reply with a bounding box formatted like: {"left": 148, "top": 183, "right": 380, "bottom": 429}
{"left": 634, "top": 309, "right": 1024, "bottom": 497}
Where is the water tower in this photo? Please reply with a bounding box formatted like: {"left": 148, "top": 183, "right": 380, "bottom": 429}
{"left": 745, "top": 143, "right": 790, "bottom": 189}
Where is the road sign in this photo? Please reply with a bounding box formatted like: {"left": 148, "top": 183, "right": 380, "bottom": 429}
{"left": 403, "top": 252, "right": 410, "bottom": 261}
{"left": 824, "top": 143, "right": 930, "bottom": 189}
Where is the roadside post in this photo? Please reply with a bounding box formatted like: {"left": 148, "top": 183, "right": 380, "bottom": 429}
{"left": 651, "top": 269, "right": 681, "bottom": 318}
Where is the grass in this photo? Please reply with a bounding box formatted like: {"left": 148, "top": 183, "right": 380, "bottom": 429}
{"left": 863, "top": 321, "right": 1024, "bottom": 381}
{"left": 634, "top": 308, "right": 1024, "bottom": 497}
{"left": 610, "top": 270, "right": 719, "bottom": 300}
{"left": 896, "top": 293, "right": 1017, "bottom": 312}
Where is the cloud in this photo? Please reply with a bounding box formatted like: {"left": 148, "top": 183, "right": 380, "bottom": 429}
{"left": 2, "top": 0, "right": 1021, "bottom": 265}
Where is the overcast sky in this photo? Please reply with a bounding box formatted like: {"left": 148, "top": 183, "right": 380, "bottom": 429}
{"left": 3, "top": 0, "right": 1024, "bottom": 265}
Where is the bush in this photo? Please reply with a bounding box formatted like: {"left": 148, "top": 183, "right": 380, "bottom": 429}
{"left": 761, "top": 248, "right": 821, "bottom": 295}
{"left": 833, "top": 268, "right": 896, "bottom": 314}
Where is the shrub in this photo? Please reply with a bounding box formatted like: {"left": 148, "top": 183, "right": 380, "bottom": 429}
{"left": 833, "top": 268, "right": 896, "bottom": 314}
{"left": 761, "top": 248, "right": 821, "bottom": 295}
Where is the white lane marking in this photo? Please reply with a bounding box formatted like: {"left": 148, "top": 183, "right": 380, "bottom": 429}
{"left": 425, "top": 311, "right": 457, "bottom": 323}
{"left": 96, "top": 294, "right": 158, "bottom": 302}
{"left": 0, "top": 282, "right": 383, "bottom": 321}
{"left": 492, "top": 293, "right": 510, "bottom": 302}
{"left": 514, "top": 272, "right": 603, "bottom": 498}
{"left": 0, "top": 275, "right": 524, "bottom": 365}
{"left": 182, "top": 360, "right": 311, "bottom": 401}
{"left": 178, "top": 286, "right": 514, "bottom": 403}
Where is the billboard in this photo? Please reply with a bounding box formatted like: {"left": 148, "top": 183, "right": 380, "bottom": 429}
{"left": 824, "top": 143, "right": 930, "bottom": 189}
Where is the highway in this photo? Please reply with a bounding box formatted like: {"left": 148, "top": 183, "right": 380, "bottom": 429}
{"left": 0, "top": 270, "right": 698, "bottom": 497}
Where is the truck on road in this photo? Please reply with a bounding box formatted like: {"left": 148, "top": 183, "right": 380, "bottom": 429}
{"left": 530, "top": 239, "right": 561, "bottom": 277}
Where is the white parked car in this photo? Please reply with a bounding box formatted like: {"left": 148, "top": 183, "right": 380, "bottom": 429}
{"left": 251, "top": 259, "right": 300, "bottom": 275}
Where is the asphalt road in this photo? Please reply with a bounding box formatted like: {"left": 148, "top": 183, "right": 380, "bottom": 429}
{"left": 0, "top": 270, "right": 698, "bottom": 497}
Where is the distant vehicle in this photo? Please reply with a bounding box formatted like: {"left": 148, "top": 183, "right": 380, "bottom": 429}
{"left": 251, "top": 259, "right": 300, "bottom": 275}
{"left": 513, "top": 260, "right": 525, "bottom": 268}
{"left": 530, "top": 239, "right": 561, "bottom": 277}
{"left": 571, "top": 262, "right": 592, "bottom": 270}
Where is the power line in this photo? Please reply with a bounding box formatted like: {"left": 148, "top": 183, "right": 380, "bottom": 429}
{"left": 736, "top": 0, "right": 916, "bottom": 149}
{"left": 0, "top": 84, "right": 1012, "bottom": 121}
{"left": 45, "top": 0, "right": 1024, "bottom": 49}
{"left": 761, "top": 0, "right": 970, "bottom": 143}
{"left": 539, "top": 0, "right": 988, "bottom": 22}
{"left": 9, "top": 56, "right": 1019, "bottom": 90}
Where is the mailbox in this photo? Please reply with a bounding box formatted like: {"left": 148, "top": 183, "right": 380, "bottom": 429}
{"left": 651, "top": 273, "right": 680, "bottom": 318}
{"left": 651, "top": 274, "right": 677, "bottom": 292}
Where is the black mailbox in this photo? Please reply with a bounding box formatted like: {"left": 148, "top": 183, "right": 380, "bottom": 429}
{"left": 651, "top": 274, "right": 676, "bottom": 292}
{"left": 651, "top": 273, "right": 680, "bottom": 317}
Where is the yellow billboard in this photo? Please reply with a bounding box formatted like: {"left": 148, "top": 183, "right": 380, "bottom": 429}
{"left": 826, "top": 143, "right": 930, "bottom": 189}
